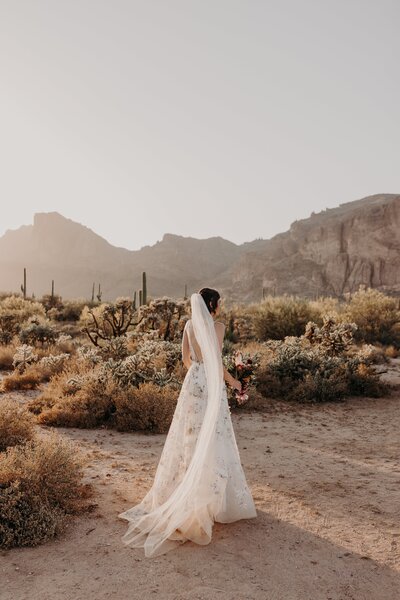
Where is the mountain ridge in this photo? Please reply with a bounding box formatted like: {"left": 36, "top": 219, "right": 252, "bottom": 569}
{"left": 0, "top": 194, "right": 399, "bottom": 303}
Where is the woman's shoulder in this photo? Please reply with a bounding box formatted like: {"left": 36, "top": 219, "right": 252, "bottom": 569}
{"left": 214, "top": 320, "right": 225, "bottom": 328}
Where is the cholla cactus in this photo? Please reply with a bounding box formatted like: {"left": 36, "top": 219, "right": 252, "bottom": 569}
{"left": 12, "top": 344, "right": 38, "bottom": 373}
{"left": 151, "top": 368, "right": 176, "bottom": 387}
{"left": 304, "top": 314, "right": 357, "bottom": 356}
{"left": 104, "top": 355, "right": 143, "bottom": 387}
{"left": 56, "top": 334, "right": 72, "bottom": 345}
{"left": 134, "top": 296, "right": 189, "bottom": 342}
{"left": 99, "top": 335, "right": 129, "bottom": 360}
{"left": 77, "top": 345, "right": 102, "bottom": 365}
{"left": 80, "top": 297, "right": 137, "bottom": 347}
{"left": 104, "top": 346, "right": 179, "bottom": 388}
{"left": 64, "top": 366, "right": 108, "bottom": 394}
{"left": 19, "top": 319, "right": 58, "bottom": 346}
{"left": 64, "top": 374, "right": 87, "bottom": 393}
{"left": 135, "top": 340, "right": 181, "bottom": 371}
{"left": 38, "top": 353, "right": 70, "bottom": 369}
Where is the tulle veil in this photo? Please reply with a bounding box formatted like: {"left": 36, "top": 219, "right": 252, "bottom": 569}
{"left": 118, "top": 292, "right": 228, "bottom": 557}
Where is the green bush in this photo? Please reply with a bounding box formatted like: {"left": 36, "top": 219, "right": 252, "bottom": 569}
{"left": 341, "top": 288, "right": 400, "bottom": 347}
{"left": 256, "top": 316, "right": 388, "bottom": 403}
{"left": 252, "top": 295, "right": 322, "bottom": 341}
{"left": 19, "top": 321, "right": 58, "bottom": 346}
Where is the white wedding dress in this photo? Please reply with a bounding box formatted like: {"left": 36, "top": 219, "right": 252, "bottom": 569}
{"left": 118, "top": 293, "right": 257, "bottom": 557}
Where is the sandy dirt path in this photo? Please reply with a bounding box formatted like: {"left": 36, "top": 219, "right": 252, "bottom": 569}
{"left": 1, "top": 360, "right": 400, "bottom": 600}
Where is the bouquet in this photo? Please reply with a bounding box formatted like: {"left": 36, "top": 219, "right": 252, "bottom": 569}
{"left": 223, "top": 349, "right": 259, "bottom": 406}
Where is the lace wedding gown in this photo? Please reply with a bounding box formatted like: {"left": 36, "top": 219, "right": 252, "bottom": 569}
{"left": 118, "top": 310, "right": 257, "bottom": 557}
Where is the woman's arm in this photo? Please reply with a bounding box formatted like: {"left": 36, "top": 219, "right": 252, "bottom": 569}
{"left": 181, "top": 323, "right": 192, "bottom": 370}
{"left": 214, "top": 322, "right": 242, "bottom": 391}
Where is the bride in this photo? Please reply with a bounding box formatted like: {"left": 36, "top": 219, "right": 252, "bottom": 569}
{"left": 118, "top": 287, "right": 257, "bottom": 557}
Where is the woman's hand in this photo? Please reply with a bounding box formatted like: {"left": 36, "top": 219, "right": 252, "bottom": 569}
{"left": 231, "top": 377, "right": 242, "bottom": 393}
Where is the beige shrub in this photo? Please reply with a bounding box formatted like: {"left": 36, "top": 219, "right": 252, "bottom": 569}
{"left": 113, "top": 382, "right": 179, "bottom": 433}
{"left": 0, "top": 432, "right": 91, "bottom": 549}
{"left": 0, "top": 399, "right": 35, "bottom": 451}
{"left": 341, "top": 287, "right": 400, "bottom": 347}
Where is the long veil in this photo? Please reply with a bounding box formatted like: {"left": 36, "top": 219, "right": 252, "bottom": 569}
{"left": 118, "top": 292, "right": 227, "bottom": 557}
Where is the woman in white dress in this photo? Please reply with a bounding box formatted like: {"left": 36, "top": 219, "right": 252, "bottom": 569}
{"left": 118, "top": 288, "right": 257, "bottom": 557}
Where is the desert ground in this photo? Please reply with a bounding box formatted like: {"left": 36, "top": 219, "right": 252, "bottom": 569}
{"left": 1, "top": 360, "right": 400, "bottom": 600}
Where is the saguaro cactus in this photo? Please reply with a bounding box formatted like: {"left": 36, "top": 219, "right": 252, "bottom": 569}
{"left": 184, "top": 284, "right": 188, "bottom": 300}
{"left": 91, "top": 282, "right": 95, "bottom": 302}
{"left": 139, "top": 289, "right": 143, "bottom": 306}
{"left": 142, "top": 271, "right": 147, "bottom": 305}
{"left": 132, "top": 290, "right": 137, "bottom": 310}
{"left": 20, "top": 267, "right": 27, "bottom": 299}
{"left": 51, "top": 279, "right": 55, "bottom": 299}
{"left": 96, "top": 283, "right": 102, "bottom": 303}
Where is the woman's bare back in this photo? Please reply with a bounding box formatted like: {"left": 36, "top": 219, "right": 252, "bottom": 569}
{"left": 185, "top": 318, "right": 224, "bottom": 362}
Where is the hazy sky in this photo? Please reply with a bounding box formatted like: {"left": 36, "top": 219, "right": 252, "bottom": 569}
{"left": 1, "top": 1, "right": 399, "bottom": 250}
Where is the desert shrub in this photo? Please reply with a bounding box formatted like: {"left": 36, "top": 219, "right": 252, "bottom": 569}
{"left": 40, "top": 293, "right": 63, "bottom": 312}
{"left": 0, "top": 296, "right": 46, "bottom": 344}
{"left": 134, "top": 296, "right": 189, "bottom": 342}
{"left": 349, "top": 343, "right": 390, "bottom": 365}
{"left": 0, "top": 399, "right": 35, "bottom": 451}
{"left": 12, "top": 344, "right": 38, "bottom": 372}
{"left": 385, "top": 345, "right": 399, "bottom": 358}
{"left": 103, "top": 339, "right": 181, "bottom": 389}
{"left": 48, "top": 334, "right": 76, "bottom": 355}
{"left": 35, "top": 370, "right": 115, "bottom": 428}
{"left": 113, "top": 382, "right": 179, "bottom": 433}
{"left": 47, "top": 299, "right": 88, "bottom": 322}
{"left": 304, "top": 314, "right": 357, "bottom": 355}
{"left": 0, "top": 295, "right": 46, "bottom": 320}
{"left": 0, "top": 315, "right": 20, "bottom": 345}
{"left": 98, "top": 336, "right": 130, "bottom": 360}
{"left": 80, "top": 297, "right": 137, "bottom": 347}
{"left": 0, "top": 344, "right": 16, "bottom": 370}
{"left": 2, "top": 351, "right": 69, "bottom": 392}
{"left": 2, "top": 370, "right": 43, "bottom": 392}
{"left": 0, "top": 433, "right": 90, "bottom": 549}
{"left": 29, "top": 371, "right": 178, "bottom": 433}
{"left": 27, "top": 337, "right": 182, "bottom": 431}
{"left": 223, "top": 303, "right": 259, "bottom": 343}
{"left": 309, "top": 296, "right": 341, "bottom": 317}
{"left": 341, "top": 288, "right": 400, "bottom": 347}
{"left": 19, "top": 319, "right": 58, "bottom": 346}
{"left": 345, "top": 360, "right": 387, "bottom": 397}
{"left": 256, "top": 317, "right": 388, "bottom": 403}
{"left": 252, "top": 295, "right": 322, "bottom": 341}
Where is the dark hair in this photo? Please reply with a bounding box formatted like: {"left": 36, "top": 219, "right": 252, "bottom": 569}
{"left": 198, "top": 287, "right": 220, "bottom": 314}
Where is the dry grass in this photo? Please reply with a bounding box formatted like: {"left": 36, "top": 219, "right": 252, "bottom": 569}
{"left": 1, "top": 355, "right": 71, "bottom": 392}
{"left": 0, "top": 344, "right": 16, "bottom": 370}
{"left": 0, "top": 432, "right": 93, "bottom": 549}
{"left": 1, "top": 365, "right": 50, "bottom": 391}
{"left": 0, "top": 398, "right": 35, "bottom": 451}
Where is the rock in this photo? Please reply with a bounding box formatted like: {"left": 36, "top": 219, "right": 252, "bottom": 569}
{"left": 226, "top": 194, "right": 400, "bottom": 302}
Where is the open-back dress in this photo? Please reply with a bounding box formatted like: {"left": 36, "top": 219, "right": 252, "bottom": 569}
{"left": 118, "top": 318, "right": 257, "bottom": 556}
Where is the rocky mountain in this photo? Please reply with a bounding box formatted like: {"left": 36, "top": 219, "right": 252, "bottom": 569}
{"left": 0, "top": 194, "right": 399, "bottom": 304}
{"left": 0, "top": 212, "right": 261, "bottom": 301}
{"left": 226, "top": 194, "right": 400, "bottom": 303}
